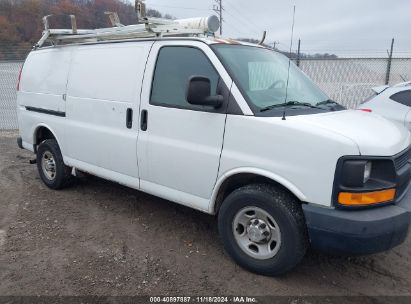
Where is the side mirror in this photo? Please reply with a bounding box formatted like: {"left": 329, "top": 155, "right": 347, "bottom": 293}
{"left": 186, "top": 76, "right": 224, "bottom": 108}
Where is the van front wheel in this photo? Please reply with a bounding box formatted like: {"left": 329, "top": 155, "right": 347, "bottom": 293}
{"left": 218, "top": 184, "right": 308, "bottom": 275}
{"left": 36, "top": 139, "right": 72, "bottom": 190}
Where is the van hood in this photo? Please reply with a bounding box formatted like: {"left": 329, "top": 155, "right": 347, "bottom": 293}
{"left": 294, "top": 110, "right": 411, "bottom": 156}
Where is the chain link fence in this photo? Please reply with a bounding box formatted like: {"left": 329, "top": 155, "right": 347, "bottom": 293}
{"left": 1, "top": 58, "right": 411, "bottom": 130}
{"left": 0, "top": 61, "right": 22, "bottom": 129}
{"left": 299, "top": 58, "right": 411, "bottom": 109}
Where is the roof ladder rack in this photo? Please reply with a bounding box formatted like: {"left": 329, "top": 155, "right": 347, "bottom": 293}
{"left": 34, "top": 13, "right": 220, "bottom": 49}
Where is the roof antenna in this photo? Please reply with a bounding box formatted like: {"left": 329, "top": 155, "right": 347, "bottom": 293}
{"left": 282, "top": 5, "right": 296, "bottom": 121}
{"left": 259, "top": 30, "right": 267, "bottom": 45}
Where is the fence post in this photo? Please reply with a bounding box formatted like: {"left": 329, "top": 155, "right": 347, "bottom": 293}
{"left": 296, "top": 39, "right": 301, "bottom": 67}
{"left": 385, "top": 38, "right": 394, "bottom": 85}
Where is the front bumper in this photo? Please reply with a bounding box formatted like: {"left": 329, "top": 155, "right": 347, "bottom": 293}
{"left": 303, "top": 184, "right": 411, "bottom": 255}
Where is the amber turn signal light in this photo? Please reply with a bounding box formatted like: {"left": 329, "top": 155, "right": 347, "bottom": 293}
{"left": 338, "top": 189, "right": 396, "bottom": 206}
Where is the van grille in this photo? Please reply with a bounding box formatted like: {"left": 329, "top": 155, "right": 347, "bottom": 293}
{"left": 394, "top": 146, "right": 411, "bottom": 171}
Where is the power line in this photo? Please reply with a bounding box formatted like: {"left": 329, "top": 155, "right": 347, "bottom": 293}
{"left": 222, "top": 17, "right": 256, "bottom": 39}
{"left": 223, "top": 0, "right": 265, "bottom": 35}
{"left": 148, "top": 5, "right": 212, "bottom": 11}
{"left": 219, "top": 1, "right": 262, "bottom": 38}
{"left": 223, "top": 10, "right": 260, "bottom": 38}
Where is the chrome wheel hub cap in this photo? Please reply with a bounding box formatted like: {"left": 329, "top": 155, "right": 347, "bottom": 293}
{"left": 41, "top": 151, "right": 56, "bottom": 181}
{"left": 233, "top": 207, "right": 281, "bottom": 260}
{"left": 247, "top": 218, "right": 271, "bottom": 243}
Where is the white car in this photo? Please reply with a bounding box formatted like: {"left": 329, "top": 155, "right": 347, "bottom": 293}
{"left": 16, "top": 16, "right": 411, "bottom": 275}
{"left": 360, "top": 81, "right": 411, "bottom": 131}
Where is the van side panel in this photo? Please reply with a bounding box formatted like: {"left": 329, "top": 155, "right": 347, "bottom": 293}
{"left": 17, "top": 48, "right": 71, "bottom": 150}
{"left": 67, "top": 43, "right": 147, "bottom": 103}
{"left": 19, "top": 49, "right": 71, "bottom": 112}
{"left": 64, "top": 42, "right": 153, "bottom": 179}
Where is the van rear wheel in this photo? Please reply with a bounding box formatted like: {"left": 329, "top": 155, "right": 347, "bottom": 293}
{"left": 218, "top": 184, "right": 308, "bottom": 276}
{"left": 36, "top": 139, "right": 72, "bottom": 189}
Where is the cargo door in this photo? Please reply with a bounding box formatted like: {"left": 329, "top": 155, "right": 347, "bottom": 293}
{"left": 64, "top": 42, "right": 154, "bottom": 187}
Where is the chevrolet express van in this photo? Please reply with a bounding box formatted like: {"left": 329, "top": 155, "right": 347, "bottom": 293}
{"left": 16, "top": 33, "right": 411, "bottom": 275}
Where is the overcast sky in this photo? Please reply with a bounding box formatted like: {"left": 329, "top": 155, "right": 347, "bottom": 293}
{"left": 138, "top": 0, "right": 410, "bottom": 57}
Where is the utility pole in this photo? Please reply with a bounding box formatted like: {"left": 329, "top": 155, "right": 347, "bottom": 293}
{"left": 135, "top": 0, "right": 146, "bottom": 22}
{"left": 296, "top": 39, "right": 301, "bottom": 67}
{"left": 385, "top": 38, "right": 394, "bottom": 85}
{"left": 213, "top": 0, "right": 223, "bottom": 35}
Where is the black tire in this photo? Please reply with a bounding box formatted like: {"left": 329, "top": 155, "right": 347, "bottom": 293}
{"left": 36, "top": 139, "right": 72, "bottom": 190}
{"left": 218, "top": 184, "right": 308, "bottom": 276}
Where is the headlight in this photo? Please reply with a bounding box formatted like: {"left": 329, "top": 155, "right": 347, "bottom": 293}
{"left": 334, "top": 158, "right": 397, "bottom": 208}
{"left": 340, "top": 160, "right": 373, "bottom": 187}
{"left": 363, "top": 161, "right": 372, "bottom": 183}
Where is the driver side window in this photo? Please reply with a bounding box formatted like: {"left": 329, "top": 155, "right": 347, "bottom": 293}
{"left": 150, "top": 46, "right": 219, "bottom": 110}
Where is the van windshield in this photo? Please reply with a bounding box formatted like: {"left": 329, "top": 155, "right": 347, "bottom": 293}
{"left": 212, "top": 44, "right": 335, "bottom": 113}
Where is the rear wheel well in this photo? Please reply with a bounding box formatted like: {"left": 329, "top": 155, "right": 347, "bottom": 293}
{"left": 34, "top": 127, "right": 56, "bottom": 152}
{"left": 214, "top": 173, "right": 300, "bottom": 214}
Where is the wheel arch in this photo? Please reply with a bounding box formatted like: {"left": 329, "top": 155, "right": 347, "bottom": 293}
{"left": 210, "top": 168, "right": 307, "bottom": 215}
{"left": 32, "top": 123, "right": 62, "bottom": 153}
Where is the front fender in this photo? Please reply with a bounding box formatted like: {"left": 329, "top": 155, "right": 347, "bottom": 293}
{"left": 209, "top": 167, "right": 307, "bottom": 214}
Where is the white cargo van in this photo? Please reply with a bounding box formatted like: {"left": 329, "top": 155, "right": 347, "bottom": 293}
{"left": 17, "top": 16, "right": 411, "bottom": 275}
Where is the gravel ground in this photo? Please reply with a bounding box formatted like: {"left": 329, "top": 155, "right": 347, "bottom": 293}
{"left": 0, "top": 130, "right": 411, "bottom": 297}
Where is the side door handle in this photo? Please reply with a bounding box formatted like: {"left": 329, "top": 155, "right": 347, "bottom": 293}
{"left": 141, "top": 109, "right": 148, "bottom": 131}
{"left": 126, "top": 108, "right": 133, "bottom": 129}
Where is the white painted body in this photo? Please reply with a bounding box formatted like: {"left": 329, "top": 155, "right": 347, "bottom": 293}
{"left": 17, "top": 38, "right": 411, "bottom": 214}
{"left": 359, "top": 82, "right": 411, "bottom": 131}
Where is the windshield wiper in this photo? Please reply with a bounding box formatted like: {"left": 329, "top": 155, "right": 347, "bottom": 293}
{"left": 316, "top": 99, "right": 340, "bottom": 106}
{"left": 315, "top": 99, "right": 346, "bottom": 110}
{"left": 260, "top": 101, "right": 321, "bottom": 112}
